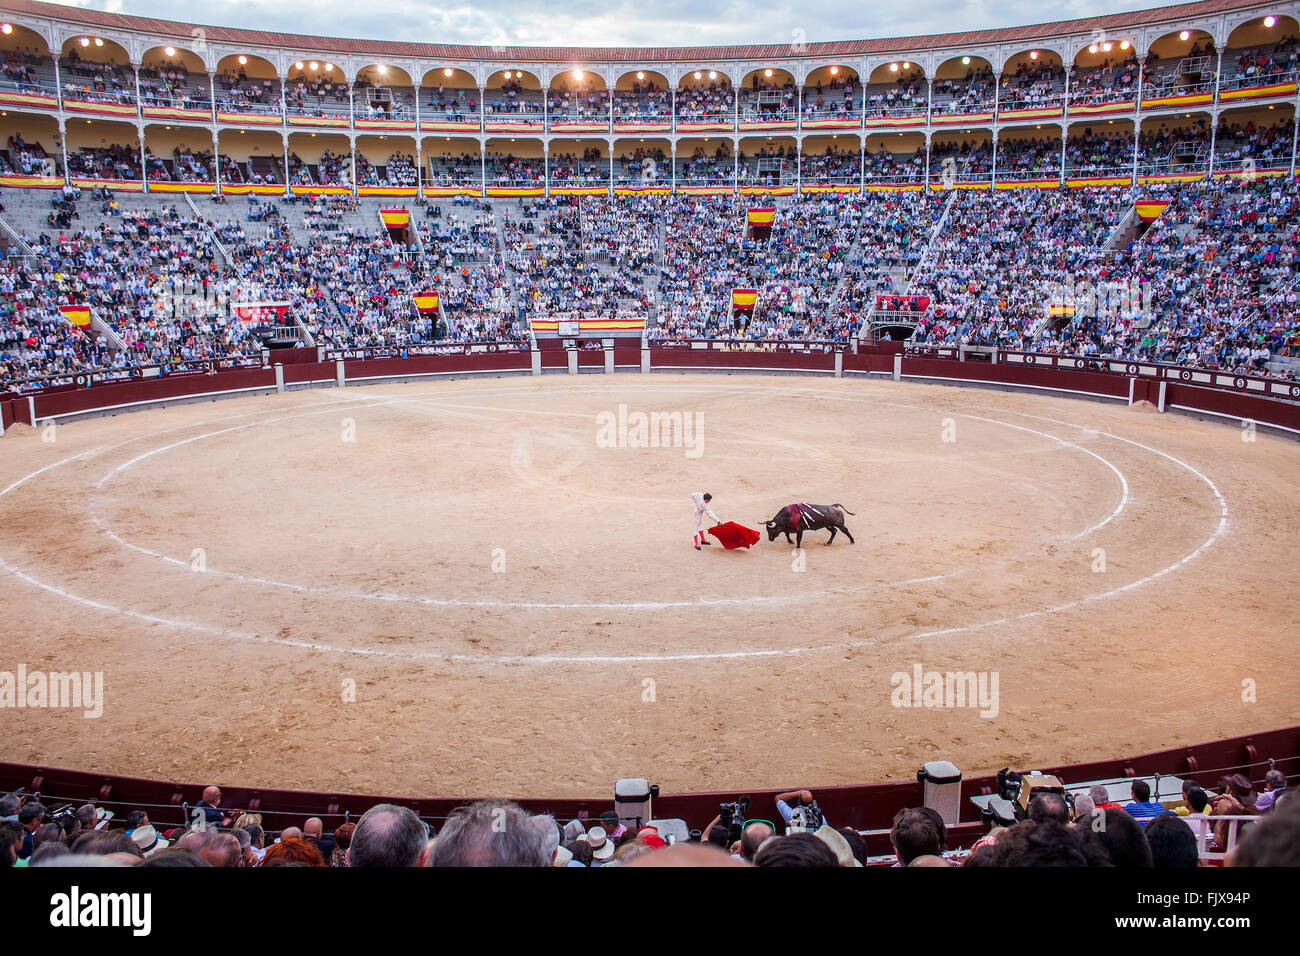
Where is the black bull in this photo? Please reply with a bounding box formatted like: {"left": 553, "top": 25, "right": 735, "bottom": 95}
{"left": 765, "top": 503, "right": 856, "bottom": 548}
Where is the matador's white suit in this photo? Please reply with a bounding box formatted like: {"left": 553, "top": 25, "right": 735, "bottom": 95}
{"left": 691, "top": 491, "right": 719, "bottom": 549}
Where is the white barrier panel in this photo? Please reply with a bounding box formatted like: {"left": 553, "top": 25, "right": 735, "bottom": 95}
{"left": 567, "top": 350, "right": 578, "bottom": 375}
{"left": 274, "top": 364, "right": 285, "bottom": 394}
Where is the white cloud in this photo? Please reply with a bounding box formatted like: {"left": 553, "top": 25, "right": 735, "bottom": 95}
{"left": 42, "top": 0, "right": 1157, "bottom": 48}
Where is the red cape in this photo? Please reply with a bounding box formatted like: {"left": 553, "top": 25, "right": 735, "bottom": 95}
{"left": 707, "top": 522, "right": 760, "bottom": 550}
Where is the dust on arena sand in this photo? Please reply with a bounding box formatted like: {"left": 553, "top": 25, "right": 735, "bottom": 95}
{"left": 0, "top": 375, "right": 1296, "bottom": 798}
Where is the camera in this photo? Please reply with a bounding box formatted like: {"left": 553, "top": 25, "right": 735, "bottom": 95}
{"left": 718, "top": 796, "right": 750, "bottom": 844}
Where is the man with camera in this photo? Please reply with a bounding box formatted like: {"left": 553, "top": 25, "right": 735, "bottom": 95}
{"left": 775, "top": 789, "right": 829, "bottom": 833}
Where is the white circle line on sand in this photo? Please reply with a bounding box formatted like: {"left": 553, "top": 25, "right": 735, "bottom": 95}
{"left": 83, "top": 387, "right": 1130, "bottom": 609}
{"left": 0, "top": 380, "right": 1224, "bottom": 664}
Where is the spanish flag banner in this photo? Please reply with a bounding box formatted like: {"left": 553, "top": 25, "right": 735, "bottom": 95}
{"left": 59, "top": 304, "right": 92, "bottom": 330}
{"left": 738, "top": 185, "right": 796, "bottom": 196}
{"left": 530, "top": 316, "right": 645, "bottom": 333}
{"left": 1047, "top": 303, "right": 1076, "bottom": 317}
{"left": 613, "top": 185, "right": 671, "bottom": 197}
{"left": 287, "top": 115, "right": 351, "bottom": 128}
{"left": 148, "top": 181, "right": 217, "bottom": 193}
{"left": 1135, "top": 201, "right": 1170, "bottom": 222}
{"left": 747, "top": 207, "right": 776, "bottom": 226}
{"left": 413, "top": 292, "right": 440, "bottom": 314}
{"left": 379, "top": 209, "right": 411, "bottom": 228}
{"left": 732, "top": 289, "right": 758, "bottom": 310}
{"left": 1065, "top": 176, "right": 1133, "bottom": 188}
{"left": 1219, "top": 81, "right": 1297, "bottom": 101}
{"left": 1140, "top": 93, "right": 1214, "bottom": 109}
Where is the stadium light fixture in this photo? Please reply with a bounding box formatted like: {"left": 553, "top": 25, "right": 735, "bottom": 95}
{"left": 377, "top": 64, "right": 387, "bottom": 74}
{"left": 1265, "top": 15, "right": 1277, "bottom": 27}
{"left": 903, "top": 62, "right": 911, "bottom": 69}
{"left": 295, "top": 61, "right": 304, "bottom": 70}
{"left": 1179, "top": 30, "right": 1190, "bottom": 41}
{"left": 1120, "top": 40, "right": 1131, "bottom": 50}
{"left": 0, "top": 23, "right": 11, "bottom": 34}
{"left": 636, "top": 71, "right": 645, "bottom": 79}
{"left": 694, "top": 71, "right": 702, "bottom": 79}
{"left": 444, "top": 67, "right": 453, "bottom": 77}
{"left": 165, "top": 47, "right": 176, "bottom": 57}
{"left": 1089, "top": 44, "right": 1098, "bottom": 54}
{"left": 238, "top": 55, "right": 248, "bottom": 65}
{"left": 79, "top": 37, "right": 89, "bottom": 46}
{"left": 1102, "top": 42, "right": 1112, "bottom": 52}
{"left": 962, "top": 56, "right": 971, "bottom": 65}
{"left": 1030, "top": 50, "right": 1039, "bottom": 59}
{"left": 94, "top": 38, "right": 103, "bottom": 46}
{"left": 763, "top": 68, "right": 773, "bottom": 77}
{"left": 830, "top": 66, "right": 839, "bottom": 75}
{"left": 890, "top": 62, "right": 899, "bottom": 72}
{"left": 325, "top": 63, "right": 334, "bottom": 72}
{"left": 515, "top": 70, "right": 523, "bottom": 78}
{"left": 573, "top": 68, "right": 582, "bottom": 79}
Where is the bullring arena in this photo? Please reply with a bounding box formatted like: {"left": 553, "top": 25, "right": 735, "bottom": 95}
{"left": 2, "top": 0, "right": 1300, "bottom": 886}
{"left": 2, "top": 368, "right": 1297, "bottom": 797}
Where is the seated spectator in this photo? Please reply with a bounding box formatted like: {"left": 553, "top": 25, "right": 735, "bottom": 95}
{"left": 1254, "top": 769, "right": 1289, "bottom": 812}
{"left": 753, "top": 832, "right": 840, "bottom": 867}
{"left": 348, "top": 804, "right": 431, "bottom": 868}
{"left": 890, "top": 808, "right": 941, "bottom": 865}
{"left": 1122, "top": 779, "right": 1176, "bottom": 827}
{"left": 429, "top": 799, "right": 549, "bottom": 867}
{"left": 1144, "top": 814, "right": 1199, "bottom": 867}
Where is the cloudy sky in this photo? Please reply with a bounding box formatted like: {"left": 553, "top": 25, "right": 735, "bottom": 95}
{"left": 50, "top": 0, "right": 1160, "bottom": 47}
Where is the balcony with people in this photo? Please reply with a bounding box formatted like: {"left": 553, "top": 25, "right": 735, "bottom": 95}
{"left": 1068, "top": 41, "right": 1140, "bottom": 114}
{"left": 930, "top": 56, "right": 996, "bottom": 122}
{"left": 419, "top": 68, "right": 481, "bottom": 132}
{"left": 737, "top": 138, "right": 797, "bottom": 189}
{"left": 997, "top": 50, "right": 1067, "bottom": 120}
{"left": 354, "top": 64, "right": 416, "bottom": 130}
{"left": 738, "top": 68, "right": 797, "bottom": 131}
{"left": 1136, "top": 118, "right": 1211, "bottom": 178}
{"left": 547, "top": 70, "right": 610, "bottom": 133}
{"left": 997, "top": 130, "right": 1064, "bottom": 182}
{"left": 1064, "top": 122, "right": 1136, "bottom": 180}
{"left": 1141, "top": 28, "right": 1218, "bottom": 107}
{"left": 613, "top": 71, "right": 672, "bottom": 133}
{"left": 0, "top": 22, "right": 58, "bottom": 106}
{"left": 800, "top": 65, "right": 860, "bottom": 130}
{"left": 213, "top": 54, "right": 283, "bottom": 124}
{"left": 483, "top": 70, "right": 545, "bottom": 133}
{"left": 863, "top": 61, "right": 927, "bottom": 127}
{"left": 862, "top": 135, "right": 926, "bottom": 185}
{"left": 799, "top": 139, "right": 861, "bottom": 189}
{"left": 284, "top": 60, "right": 350, "bottom": 127}
{"left": 675, "top": 70, "right": 734, "bottom": 133}
{"left": 58, "top": 36, "right": 137, "bottom": 116}
{"left": 1218, "top": 13, "right": 1300, "bottom": 102}
{"left": 138, "top": 45, "right": 212, "bottom": 121}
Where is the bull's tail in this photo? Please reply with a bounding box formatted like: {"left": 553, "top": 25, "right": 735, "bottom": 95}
{"left": 833, "top": 503, "right": 856, "bottom": 515}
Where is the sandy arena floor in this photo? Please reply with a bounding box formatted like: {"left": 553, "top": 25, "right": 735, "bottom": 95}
{"left": 1, "top": 374, "right": 1297, "bottom": 799}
